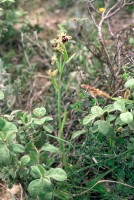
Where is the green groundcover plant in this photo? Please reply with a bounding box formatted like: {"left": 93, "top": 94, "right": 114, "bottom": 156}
{"left": 0, "top": 98, "right": 67, "bottom": 199}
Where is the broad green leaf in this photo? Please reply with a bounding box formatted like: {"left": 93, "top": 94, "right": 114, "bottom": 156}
{"left": 40, "top": 143, "right": 59, "bottom": 153}
{"left": 83, "top": 114, "right": 97, "bottom": 125}
{"left": 2, "top": 121, "right": 17, "bottom": 134}
{"left": 128, "top": 121, "right": 134, "bottom": 130}
{"left": 103, "top": 104, "right": 115, "bottom": 113}
{"left": 30, "top": 151, "right": 38, "bottom": 164}
{"left": 28, "top": 178, "right": 52, "bottom": 198}
{"left": 5, "top": 131, "right": 16, "bottom": 142}
{"left": 12, "top": 144, "right": 25, "bottom": 153}
{"left": 129, "top": 38, "right": 134, "bottom": 45}
{"left": 115, "top": 116, "right": 123, "bottom": 126}
{"left": 43, "top": 124, "right": 53, "bottom": 133}
{"left": 0, "top": 131, "right": 4, "bottom": 140}
{"left": 1, "top": 0, "right": 15, "bottom": 3}
{"left": 43, "top": 116, "right": 53, "bottom": 122}
{"left": 25, "top": 141, "right": 36, "bottom": 152}
{"left": 31, "top": 166, "right": 42, "bottom": 178}
{"left": 40, "top": 192, "right": 52, "bottom": 200}
{"left": 89, "top": 125, "right": 98, "bottom": 133}
{"left": 112, "top": 98, "right": 133, "bottom": 104}
{"left": 48, "top": 168, "right": 67, "bottom": 181}
{"left": 91, "top": 106, "right": 103, "bottom": 116}
{"left": 37, "top": 164, "right": 46, "bottom": 176}
{"left": 106, "top": 115, "right": 116, "bottom": 122}
{"left": 46, "top": 157, "right": 55, "bottom": 168}
{"left": 113, "top": 100, "right": 126, "bottom": 112}
{"left": 33, "top": 117, "right": 46, "bottom": 125}
{"left": 34, "top": 132, "right": 47, "bottom": 147}
{"left": 0, "top": 142, "right": 10, "bottom": 164}
{"left": 71, "top": 130, "right": 86, "bottom": 140}
{"left": 21, "top": 155, "right": 30, "bottom": 166}
{"left": 33, "top": 107, "right": 46, "bottom": 117}
{"left": 120, "top": 112, "right": 133, "bottom": 124}
{"left": 0, "top": 90, "right": 4, "bottom": 100}
{"left": 98, "top": 120, "right": 111, "bottom": 135}
{"left": 125, "top": 79, "right": 134, "bottom": 88}
{"left": 0, "top": 118, "right": 6, "bottom": 129}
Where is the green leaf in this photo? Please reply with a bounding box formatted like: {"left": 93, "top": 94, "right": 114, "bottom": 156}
{"left": 89, "top": 125, "right": 98, "bottom": 133}
{"left": 112, "top": 98, "right": 133, "bottom": 104}
{"left": 63, "top": 50, "right": 69, "bottom": 62}
{"left": 0, "top": 90, "right": 4, "bottom": 100}
{"left": 5, "top": 131, "right": 16, "bottom": 142}
{"left": 25, "top": 141, "right": 36, "bottom": 152}
{"left": 37, "top": 164, "right": 46, "bottom": 176}
{"left": 120, "top": 112, "right": 133, "bottom": 124}
{"left": 1, "top": 0, "right": 15, "bottom": 3}
{"left": 83, "top": 114, "right": 97, "bottom": 125}
{"left": 113, "top": 100, "right": 126, "bottom": 112}
{"left": 103, "top": 104, "right": 115, "bottom": 113}
{"left": 43, "top": 124, "right": 53, "bottom": 133}
{"left": 33, "top": 117, "right": 46, "bottom": 125}
{"left": 21, "top": 155, "right": 30, "bottom": 166}
{"left": 98, "top": 120, "right": 111, "bottom": 135}
{"left": 31, "top": 166, "right": 43, "bottom": 178}
{"left": 12, "top": 144, "right": 25, "bottom": 153}
{"left": 28, "top": 178, "right": 52, "bottom": 198}
{"left": 0, "top": 142, "right": 10, "bottom": 164}
{"left": 40, "top": 192, "right": 52, "bottom": 200}
{"left": 129, "top": 38, "right": 134, "bottom": 45}
{"left": 48, "top": 168, "right": 67, "bottom": 181}
{"left": 91, "top": 106, "right": 103, "bottom": 116}
{"left": 71, "top": 130, "right": 86, "bottom": 140}
{"left": 51, "top": 77, "right": 58, "bottom": 91}
{"left": 33, "top": 107, "right": 46, "bottom": 117}
{"left": 2, "top": 121, "right": 17, "bottom": 134}
{"left": 125, "top": 79, "right": 134, "bottom": 88}
{"left": 0, "top": 131, "right": 4, "bottom": 140}
{"left": 66, "top": 53, "right": 76, "bottom": 64}
{"left": 128, "top": 121, "right": 134, "bottom": 130}
{"left": 0, "top": 118, "right": 6, "bottom": 129}
{"left": 106, "top": 115, "right": 116, "bottom": 122}
{"left": 40, "top": 143, "right": 59, "bottom": 153}
{"left": 43, "top": 116, "right": 53, "bottom": 122}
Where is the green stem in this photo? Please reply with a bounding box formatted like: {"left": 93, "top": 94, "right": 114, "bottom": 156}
{"left": 58, "top": 74, "right": 62, "bottom": 130}
{"left": 57, "top": 68, "right": 67, "bottom": 169}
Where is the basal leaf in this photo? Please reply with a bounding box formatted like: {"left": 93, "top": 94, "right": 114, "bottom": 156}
{"left": 83, "top": 114, "right": 97, "bottom": 125}
{"left": 33, "top": 107, "right": 46, "bottom": 117}
{"left": 48, "top": 168, "right": 67, "bottom": 181}
{"left": 91, "top": 106, "right": 103, "bottom": 116}
{"left": 71, "top": 130, "right": 86, "bottom": 140}
{"left": 125, "top": 78, "right": 134, "bottom": 88}
{"left": 28, "top": 178, "right": 52, "bottom": 198}
{"left": 40, "top": 143, "right": 59, "bottom": 153}
{"left": 98, "top": 120, "right": 111, "bottom": 135}
{"left": 120, "top": 112, "right": 133, "bottom": 124}
{"left": 114, "top": 100, "right": 126, "bottom": 112}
